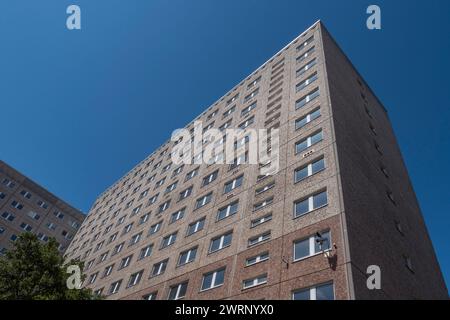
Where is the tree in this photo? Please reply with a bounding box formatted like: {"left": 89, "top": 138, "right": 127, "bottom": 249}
{"left": 0, "top": 232, "right": 99, "bottom": 300}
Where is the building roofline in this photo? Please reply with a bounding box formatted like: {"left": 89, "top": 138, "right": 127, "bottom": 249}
{"left": 0, "top": 160, "right": 85, "bottom": 219}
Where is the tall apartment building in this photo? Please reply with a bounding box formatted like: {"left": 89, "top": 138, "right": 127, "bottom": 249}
{"left": 0, "top": 160, "right": 85, "bottom": 254}
{"left": 64, "top": 21, "right": 447, "bottom": 300}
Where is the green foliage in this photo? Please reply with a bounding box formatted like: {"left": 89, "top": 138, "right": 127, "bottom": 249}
{"left": 0, "top": 233, "right": 100, "bottom": 300}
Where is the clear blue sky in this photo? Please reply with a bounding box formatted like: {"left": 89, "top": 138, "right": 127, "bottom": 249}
{"left": 0, "top": 1, "right": 449, "bottom": 289}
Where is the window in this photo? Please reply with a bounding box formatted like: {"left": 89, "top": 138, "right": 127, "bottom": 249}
{"left": 1, "top": 211, "right": 15, "bottom": 222}
{"left": 161, "top": 232, "right": 177, "bottom": 249}
{"left": 187, "top": 217, "right": 205, "bottom": 236}
{"left": 223, "top": 105, "right": 236, "bottom": 118}
{"left": 2, "top": 178, "right": 15, "bottom": 188}
{"left": 227, "top": 94, "right": 239, "bottom": 106}
{"left": 201, "top": 268, "right": 225, "bottom": 291}
{"left": 292, "top": 282, "right": 334, "bottom": 300}
{"left": 139, "top": 213, "right": 150, "bottom": 225}
{"left": 246, "top": 252, "right": 269, "bottom": 266}
{"left": 293, "top": 230, "right": 331, "bottom": 261}
{"left": 217, "top": 201, "right": 238, "bottom": 221}
{"left": 296, "top": 58, "right": 317, "bottom": 77}
{"left": 179, "top": 186, "right": 193, "bottom": 200}
{"left": 241, "top": 101, "right": 257, "bottom": 116}
{"left": 119, "top": 255, "right": 132, "bottom": 269}
{"left": 295, "top": 130, "right": 323, "bottom": 154}
{"left": 37, "top": 233, "right": 48, "bottom": 242}
{"left": 296, "top": 35, "right": 314, "bottom": 52}
{"left": 229, "top": 152, "right": 248, "bottom": 170}
{"left": 108, "top": 232, "right": 118, "bottom": 243}
{"left": 158, "top": 200, "right": 171, "bottom": 213}
{"left": 0, "top": 192, "right": 6, "bottom": 200}
{"left": 122, "top": 223, "right": 133, "bottom": 235}
{"left": 202, "top": 170, "right": 219, "bottom": 187}
{"left": 165, "top": 181, "right": 178, "bottom": 194}
{"left": 296, "top": 72, "right": 318, "bottom": 92}
{"left": 127, "top": 270, "right": 144, "bottom": 288}
{"left": 113, "top": 242, "right": 124, "bottom": 255}
{"left": 20, "top": 190, "right": 32, "bottom": 199}
{"left": 248, "top": 231, "right": 271, "bottom": 247}
{"left": 178, "top": 246, "right": 198, "bottom": 266}
{"left": 296, "top": 87, "right": 320, "bottom": 109}
{"left": 185, "top": 167, "right": 199, "bottom": 181}
{"left": 20, "top": 222, "right": 32, "bottom": 232}
{"left": 131, "top": 205, "right": 142, "bottom": 215}
{"left": 294, "top": 157, "right": 325, "bottom": 183}
{"left": 244, "top": 88, "right": 259, "bottom": 103}
{"left": 11, "top": 200, "right": 24, "bottom": 210}
{"left": 103, "top": 264, "right": 114, "bottom": 278}
{"left": 10, "top": 234, "right": 18, "bottom": 242}
{"left": 37, "top": 200, "right": 48, "bottom": 209}
{"left": 195, "top": 193, "right": 212, "bottom": 209}
{"left": 139, "top": 244, "right": 153, "bottom": 260}
{"left": 295, "top": 107, "right": 321, "bottom": 130}
{"left": 148, "top": 194, "right": 159, "bottom": 205}
{"left": 219, "top": 120, "right": 232, "bottom": 131}
{"left": 170, "top": 208, "right": 185, "bottom": 224}
{"left": 247, "top": 76, "right": 261, "bottom": 89}
{"left": 99, "top": 251, "right": 109, "bottom": 262}
{"left": 89, "top": 272, "right": 98, "bottom": 284}
{"left": 209, "top": 232, "right": 232, "bottom": 253}
{"left": 143, "top": 292, "right": 157, "bottom": 300}
{"left": 172, "top": 165, "right": 184, "bottom": 177}
{"left": 239, "top": 116, "right": 254, "bottom": 129}
{"left": 224, "top": 175, "right": 244, "bottom": 194}
{"left": 151, "top": 259, "right": 168, "bottom": 277}
{"left": 294, "top": 190, "right": 328, "bottom": 218}
{"left": 253, "top": 197, "right": 273, "bottom": 211}
{"left": 27, "top": 211, "right": 40, "bottom": 220}
{"left": 155, "top": 177, "right": 166, "bottom": 188}
{"left": 250, "top": 213, "right": 272, "bottom": 228}
{"left": 109, "top": 280, "right": 122, "bottom": 295}
{"left": 255, "top": 181, "right": 275, "bottom": 195}
{"left": 243, "top": 274, "right": 267, "bottom": 289}
{"left": 129, "top": 232, "right": 142, "bottom": 246}
{"left": 168, "top": 282, "right": 188, "bottom": 300}
{"left": 149, "top": 221, "right": 162, "bottom": 235}
{"left": 296, "top": 46, "right": 315, "bottom": 63}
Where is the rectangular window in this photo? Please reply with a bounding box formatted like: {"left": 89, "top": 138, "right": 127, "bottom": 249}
{"left": 127, "top": 270, "right": 144, "bottom": 288}
{"left": 292, "top": 282, "right": 334, "bottom": 300}
{"left": 296, "top": 58, "right": 317, "bottom": 78}
{"left": 296, "top": 87, "right": 320, "bottom": 109}
{"left": 246, "top": 252, "right": 269, "bottom": 266}
{"left": 168, "top": 281, "right": 188, "bottom": 300}
{"left": 158, "top": 200, "right": 171, "bottom": 213}
{"left": 255, "top": 181, "right": 275, "bottom": 195}
{"left": 295, "top": 130, "right": 323, "bottom": 154}
{"left": 201, "top": 268, "right": 225, "bottom": 291}
{"left": 295, "top": 108, "right": 321, "bottom": 130}
{"left": 161, "top": 232, "right": 177, "bottom": 249}
{"left": 129, "top": 232, "right": 142, "bottom": 246}
{"left": 293, "top": 230, "right": 331, "bottom": 261}
{"left": 151, "top": 259, "right": 168, "bottom": 277}
{"left": 27, "top": 211, "right": 40, "bottom": 220}
{"left": 139, "top": 244, "right": 153, "bottom": 260}
{"left": 241, "top": 101, "right": 257, "bottom": 116}
{"left": 170, "top": 208, "right": 185, "bottom": 224}
{"left": 11, "top": 200, "right": 24, "bottom": 210}
{"left": 248, "top": 231, "right": 271, "bottom": 247}
{"left": 239, "top": 116, "right": 254, "bottom": 129}
{"left": 227, "top": 94, "right": 239, "bottom": 105}
{"left": 187, "top": 217, "right": 205, "bottom": 236}
{"left": 243, "top": 274, "right": 267, "bottom": 289}
{"left": 209, "top": 232, "right": 233, "bottom": 253}
{"left": 296, "top": 46, "right": 315, "bottom": 64}
{"left": 20, "top": 223, "right": 33, "bottom": 232}
{"left": 1, "top": 211, "right": 15, "bottom": 222}
{"left": 165, "top": 181, "right": 178, "bottom": 194}
{"left": 296, "top": 72, "right": 318, "bottom": 92}
{"left": 294, "top": 157, "right": 325, "bottom": 183}
{"left": 250, "top": 213, "right": 272, "bottom": 228}
{"left": 143, "top": 292, "right": 157, "bottom": 300}
{"left": 103, "top": 264, "right": 114, "bottom": 278}
{"left": 178, "top": 246, "right": 198, "bottom": 266}
{"left": 202, "top": 170, "right": 219, "bottom": 186}
{"left": 294, "top": 190, "right": 328, "bottom": 218}
{"left": 195, "top": 193, "right": 213, "bottom": 209}
{"left": 109, "top": 280, "right": 122, "bottom": 295}
{"left": 119, "top": 255, "right": 132, "bottom": 269}
{"left": 222, "top": 105, "right": 236, "bottom": 118}
{"left": 178, "top": 186, "right": 193, "bottom": 200}
{"left": 253, "top": 197, "right": 273, "bottom": 212}
{"left": 224, "top": 175, "right": 244, "bottom": 194}
{"left": 217, "top": 201, "right": 238, "bottom": 221}
{"left": 296, "top": 35, "right": 314, "bottom": 52}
